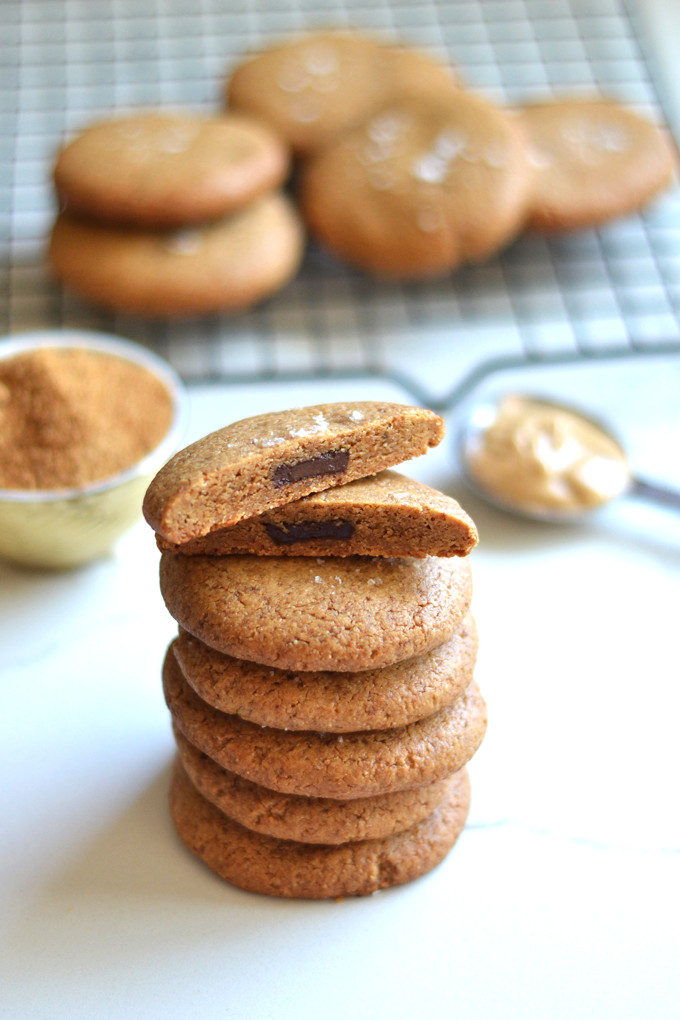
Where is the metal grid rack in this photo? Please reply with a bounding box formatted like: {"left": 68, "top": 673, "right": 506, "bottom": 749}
{"left": 2, "top": 0, "right": 679, "bottom": 412}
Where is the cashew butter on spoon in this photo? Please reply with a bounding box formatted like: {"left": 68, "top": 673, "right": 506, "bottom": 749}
{"left": 457, "top": 394, "right": 680, "bottom": 521}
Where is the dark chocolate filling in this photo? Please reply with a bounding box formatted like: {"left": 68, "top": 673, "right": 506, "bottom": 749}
{"left": 271, "top": 449, "right": 349, "bottom": 487}
{"left": 264, "top": 519, "right": 355, "bottom": 545}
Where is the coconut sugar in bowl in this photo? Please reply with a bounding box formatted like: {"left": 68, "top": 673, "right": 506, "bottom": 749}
{"left": 0, "top": 331, "right": 187, "bottom": 569}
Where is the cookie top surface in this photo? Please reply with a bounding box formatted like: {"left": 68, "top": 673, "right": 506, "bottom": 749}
{"left": 48, "top": 192, "right": 303, "bottom": 318}
{"left": 143, "top": 401, "right": 445, "bottom": 544}
{"left": 163, "top": 647, "right": 487, "bottom": 798}
{"left": 169, "top": 758, "right": 471, "bottom": 898}
{"left": 157, "top": 469, "right": 478, "bottom": 558}
{"left": 300, "top": 92, "right": 532, "bottom": 278}
{"left": 172, "top": 612, "right": 477, "bottom": 731}
{"left": 226, "top": 31, "right": 459, "bottom": 155}
{"left": 54, "top": 112, "right": 290, "bottom": 227}
{"left": 518, "top": 98, "right": 677, "bottom": 231}
{"left": 174, "top": 726, "right": 461, "bottom": 845}
{"left": 159, "top": 551, "right": 473, "bottom": 672}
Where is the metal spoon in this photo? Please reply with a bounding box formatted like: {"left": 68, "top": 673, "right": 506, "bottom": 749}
{"left": 455, "top": 392, "right": 680, "bottom": 521}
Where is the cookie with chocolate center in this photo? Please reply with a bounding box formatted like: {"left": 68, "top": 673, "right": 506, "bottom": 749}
{"left": 144, "top": 402, "right": 445, "bottom": 545}
{"left": 156, "top": 469, "right": 478, "bottom": 558}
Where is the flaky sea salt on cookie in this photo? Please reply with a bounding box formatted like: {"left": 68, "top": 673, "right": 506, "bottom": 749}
{"left": 518, "top": 97, "right": 677, "bottom": 232}
{"left": 299, "top": 91, "right": 532, "bottom": 279}
{"left": 159, "top": 552, "right": 472, "bottom": 672}
{"left": 226, "top": 30, "right": 460, "bottom": 156}
{"left": 156, "top": 469, "right": 478, "bottom": 557}
{"left": 54, "top": 111, "right": 290, "bottom": 227}
{"left": 143, "top": 402, "right": 445, "bottom": 544}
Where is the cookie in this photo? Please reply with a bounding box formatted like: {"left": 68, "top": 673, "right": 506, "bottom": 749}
{"left": 171, "top": 612, "right": 478, "bottom": 731}
{"left": 48, "top": 192, "right": 304, "bottom": 318}
{"left": 156, "top": 469, "right": 478, "bottom": 558}
{"left": 174, "top": 725, "right": 464, "bottom": 845}
{"left": 159, "top": 552, "right": 473, "bottom": 672}
{"left": 517, "top": 98, "right": 677, "bottom": 232}
{"left": 144, "top": 402, "right": 445, "bottom": 545}
{"left": 53, "top": 112, "right": 290, "bottom": 228}
{"left": 299, "top": 92, "right": 532, "bottom": 279}
{"left": 170, "top": 758, "right": 471, "bottom": 898}
{"left": 226, "top": 31, "right": 460, "bottom": 156}
{"left": 163, "top": 647, "right": 487, "bottom": 799}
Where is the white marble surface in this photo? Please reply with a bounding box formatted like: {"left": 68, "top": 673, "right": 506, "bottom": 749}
{"left": 1, "top": 363, "right": 679, "bottom": 1020}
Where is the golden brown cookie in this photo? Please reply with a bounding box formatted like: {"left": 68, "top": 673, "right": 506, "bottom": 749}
{"left": 156, "top": 469, "right": 478, "bottom": 558}
{"left": 159, "top": 552, "right": 473, "bottom": 672}
{"left": 518, "top": 98, "right": 677, "bottom": 232}
{"left": 53, "top": 112, "right": 290, "bottom": 227}
{"left": 299, "top": 92, "right": 532, "bottom": 278}
{"left": 174, "top": 726, "right": 465, "bottom": 845}
{"left": 48, "top": 193, "right": 303, "bottom": 318}
{"left": 163, "top": 647, "right": 487, "bottom": 799}
{"left": 226, "top": 30, "right": 460, "bottom": 156}
{"left": 143, "top": 402, "right": 445, "bottom": 544}
{"left": 171, "top": 612, "right": 478, "bottom": 731}
{"left": 170, "top": 757, "right": 471, "bottom": 897}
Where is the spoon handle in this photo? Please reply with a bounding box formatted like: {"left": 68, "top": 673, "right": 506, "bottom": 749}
{"left": 630, "top": 477, "right": 680, "bottom": 511}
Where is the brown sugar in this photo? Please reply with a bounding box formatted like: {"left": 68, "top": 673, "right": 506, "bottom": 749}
{"left": 0, "top": 346, "right": 174, "bottom": 489}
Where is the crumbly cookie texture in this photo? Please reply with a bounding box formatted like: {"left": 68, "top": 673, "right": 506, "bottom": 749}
{"left": 159, "top": 552, "right": 472, "bottom": 673}
{"left": 518, "top": 98, "right": 678, "bottom": 232}
{"left": 174, "top": 726, "right": 465, "bottom": 845}
{"left": 144, "top": 401, "right": 445, "bottom": 544}
{"left": 171, "top": 612, "right": 478, "bottom": 732}
{"left": 170, "top": 758, "right": 471, "bottom": 898}
{"left": 156, "top": 469, "right": 478, "bottom": 558}
{"left": 226, "top": 30, "right": 460, "bottom": 156}
{"left": 163, "top": 647, "right": 487, "bottom": 799}
{"left": 48, "top": 192, "right": 303, "bottom": 318}
{"left": 53, "top": 111, "right": 290, "bottom": 228}
{"left": 299, "top": 92, "right": 532, "bottom": 279}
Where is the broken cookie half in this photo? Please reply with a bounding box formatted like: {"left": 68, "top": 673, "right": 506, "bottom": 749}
{"left": 143, "top": 400, "right": 445, "bottom": 545}
{"left": 155, "top": 469, "right": 477, "bottom": 558}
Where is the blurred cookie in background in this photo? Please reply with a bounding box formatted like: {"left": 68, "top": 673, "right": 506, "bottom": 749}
{"left": 48, "top": 193, "right": 304, "bottom": 317}
{"left": 54, "top": 111, "right": 291, "bottom": 228}
{"left": 299, "top": 92, "right": 532, "bottom": 279}
{"left": 517, "top": 97, "right": 678, "bottom": 232}
{"left": 226, "top": 30, "right": 460, "bottom": 156}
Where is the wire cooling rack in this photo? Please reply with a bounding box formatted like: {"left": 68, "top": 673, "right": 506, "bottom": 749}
{"left": 2, "top": 0, "right": 679, "bottom": 410}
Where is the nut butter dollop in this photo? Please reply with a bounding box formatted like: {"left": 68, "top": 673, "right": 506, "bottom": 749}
{"left": 465, "top": 395, "right": 631, "bottom": 515}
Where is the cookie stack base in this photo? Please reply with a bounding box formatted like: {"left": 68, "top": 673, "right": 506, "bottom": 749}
{"left": 170, "top": 759, "right": 471, "bottom": 899}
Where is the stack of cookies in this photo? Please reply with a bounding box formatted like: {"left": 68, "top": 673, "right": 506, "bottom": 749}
{"left": 48, "top": 111, "right": 304, "bottom": 317}
{"left": 143, "top": 401, "right": 487, "bottom": 899}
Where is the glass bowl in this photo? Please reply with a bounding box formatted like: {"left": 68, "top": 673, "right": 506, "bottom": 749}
{"left": 0, "top": 330, "right": 187, "bottom": 569}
